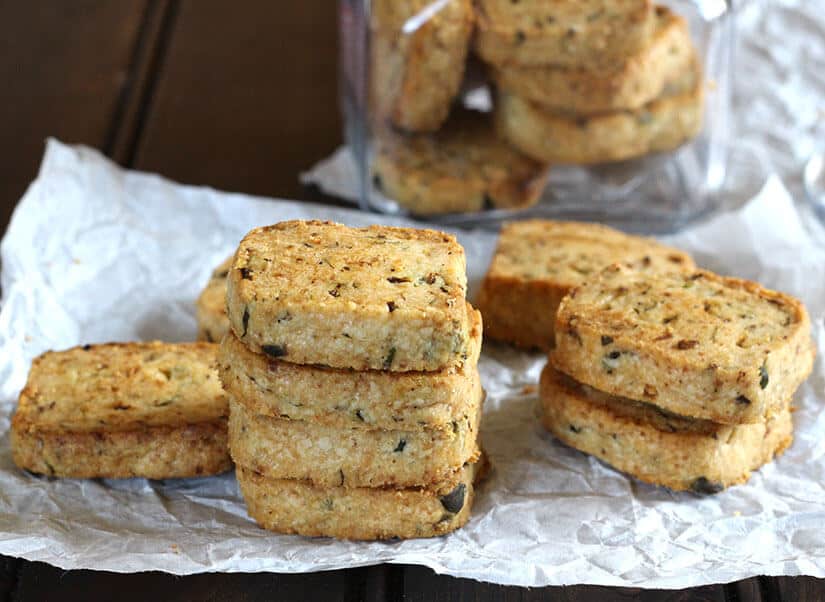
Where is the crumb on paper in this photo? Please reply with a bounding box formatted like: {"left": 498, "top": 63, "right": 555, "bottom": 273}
{"left": 522, "top": 385, "right": 537, "bottom": 395}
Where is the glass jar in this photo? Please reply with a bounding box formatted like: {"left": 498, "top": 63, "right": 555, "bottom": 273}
{"left": 339, "top": 0, "right": 735, "bottom": 232}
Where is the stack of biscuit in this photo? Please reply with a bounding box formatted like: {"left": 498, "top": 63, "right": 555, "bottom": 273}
{"left": 369, "top": 0, "right": 551, "bottom": 215}
{"left": 540, "top": 263, "right": 815, "bottom": 492}
{"left": 367, "top": 0, "right": 707, "bottom": 215}
{"left": 477, "top": 1, "right": 704, "bottom": 164}
{"left": 217, "top": 220, "right": 485, "bottom": 540}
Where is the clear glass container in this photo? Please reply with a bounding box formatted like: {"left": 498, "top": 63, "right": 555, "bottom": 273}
{"left": 340, "top": 0, "right": 736, "bottom": 233}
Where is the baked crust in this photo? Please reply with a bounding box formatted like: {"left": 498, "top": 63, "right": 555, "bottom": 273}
{"left": 475, "top": 0, "right": 654, "bottom": 69}
{"left": 196, "top": 256, "right": 232, "bottom": 343}
{"left": 372, "top": 109, "right": 549, "bottom": 214}
{"left": 539, "top": 364, "right": 793, "bottom": 492}
{"left": 236, "top": 455, "right": 486, "bottom": 540}
{"left": 227, "top": 392, "right": 482, "bottom": 490}
{"left": 11, "top": 341, "right": 230, "bottom": 478}
{"left": 226, "top": 221, "right": 471, "bottom": 372}
{"left": 491, "top": 6, "right": 693, "bottom": 115}
{"left": 218, "top": 305, "right": 482, "bottom": 430}
{"left": 475, "top": 220, "right": 694, "bottom": 350}
{"left": 370, "top": 0, "right": 474, "bottom": 132}
{"left": 495, "top": 64, "right": 703, "bottom": 164}
{"left": 551, "top": 264, "right": 815, "bottom": 424}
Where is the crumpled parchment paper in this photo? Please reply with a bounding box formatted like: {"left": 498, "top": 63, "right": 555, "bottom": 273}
{"left": 1, "top": 0, "right": 824, "bottom": 587}
{"left": 0, "top": 139, "right": 823, "bottom": 589}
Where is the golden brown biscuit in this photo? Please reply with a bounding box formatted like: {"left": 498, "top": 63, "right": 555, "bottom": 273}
{"left": 226, "top": 221, "right": 471, "bottom": 372}
{"left": 540, "top": 365, "right": 793, "bottom": 492}
{"left": 552, "top": 265, "right": 815, "bottom": 424}
{"left": 372, "top": 109, "right": 549, "bottom": 214}
{"left": 11, "top": 342, "right": 231, "bottom": 479}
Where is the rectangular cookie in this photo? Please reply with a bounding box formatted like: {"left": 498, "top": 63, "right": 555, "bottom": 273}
{"left": 492, "top": 6, "right": 694, "bottom": 115}
{"left": 370, "top": 0, "right": 474, "bottom": 132}
{"left": 539, "top": 365, "right": 793, "bottom": 493}
{"left": 196, "top": 256, "right": 232, "bottom": 343}
{"left": 227, "top": 388, "right": 482, "bottom": 489}
{"left": 236, "top": 455, "right": 486, "bottom": 540}
{"left": 552, "top": 264, "right": 815, "bottom": 424}
{"left": 475, "top": 220, "right": 693, "bottom": 350}
{"left": 475, "top": 0, "right": 654, "bottom": 69}
{"left": 495, "top": 63, "right": 704, "bottom": 165}
{"left": 11, "top": 342, "right": 231, "bottom": 479}
{"left": 226, "top": 220, "right": 471, "bottom": 372}
{"left": 218, "top": 304, "right": 482, "bottom": 430}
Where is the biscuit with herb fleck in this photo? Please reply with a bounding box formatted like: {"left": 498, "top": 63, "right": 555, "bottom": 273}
{"left": 492, "top": 6, "right": 693, "bottom": 115}
{"left": 475, "top": 0, "right": 654, "bottom": 69}
{"left": 371, "top": 0, "right": 474, "bottom": 132}
{"left": 495, "top": 63, "right": 703, "bottom": 165}
{"left": 540, "top": 365, "right": 793, "bottom": 492}
{"left": 226, "top": 220, "right": 471, "bottom": 372}
{"left": 218, "top": 304, "right": 481, "bottom": 430}
{"left": 372, "top": 109, "right": 549, "bottom": 215}
{"left": 237, "top": 454, "right": 486, "bottom": 540}
{"left": 551, "top": 265, "right": 815, "bottom": 424}
{"left": 227, "top": 388, "right": 481, "bottom": 490}
{"left": 196, "top": 256, "right": 231, "bottom": 343}
{"left": 11, "top": 342, "right": 230, "bottom": 479}
{"left": 475, "top": 220, "right": 694, "bottom": 350}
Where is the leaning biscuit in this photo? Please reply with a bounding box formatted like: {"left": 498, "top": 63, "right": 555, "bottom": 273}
{"left": 551, "top": 264, "right": 815, "bottom": 424}
{"left": 372, "top": 109, "right": 549, "bottom": 215}
{"left": 370, "top": 0, "right": 474, "bottom": 132}
{"left": 540, "top": 365, "right": 793, "bottom": 493}
{"left": 11, "top": 342, "right": 231, "bottom": 479}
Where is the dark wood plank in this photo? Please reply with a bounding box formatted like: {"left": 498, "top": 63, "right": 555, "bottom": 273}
{"left": 0, "top": 0, "right": 150, "bottom": 235}
{"left": 12, "top": 560, "right": 361, "bottom": 602}
{"left": 131, "top": 0, "right": 342, "bottom": 200}
{"left": 726, "top": 577, "right": 764, "bottom": 602}
{"left": 400, "top": 565, "right": 729, "bottom": 602}
{"left": 774, "top": 576, "right": 825, "bottom": 601}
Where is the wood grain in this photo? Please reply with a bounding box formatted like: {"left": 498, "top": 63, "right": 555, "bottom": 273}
{"left": 131, "top": 0, "right": 342, "bottom": 201}
{"left": 0, "top": 1, "right": 149, "bottom": 236}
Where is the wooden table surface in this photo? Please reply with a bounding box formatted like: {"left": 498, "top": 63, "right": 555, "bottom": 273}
{"left": 0, "top": 3, "right": 822, "bottom": 600}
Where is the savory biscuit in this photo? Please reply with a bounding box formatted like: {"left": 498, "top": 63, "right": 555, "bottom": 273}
{"left": 236, "top": 455, "right": 486, "bottom": 540}
{"left": 11, "top": 342, "right": 231, "bottom": 479}
{"left": 196, "top": 256, "right": 231, "bottom": 343}
{"left": 370, "top": 0, "right": 474, "bottom": 132}
{"left": 551, "top": 265, "right": 815, "bottom": 424}
{"left": 372, "top": 109, "right": 550, "bottom": 214}
{"left": 539, "top": 365, "right": 793, "bottom": 492}
{"left": 227, "top": 392, "right": 482, "bottom": 490}
{"left": 226, "top": 221, "right": 471, "bottom": 372}
{"left": 475, "top": 0, "right": 654, "bottom": 69}
{"left": 218, "top": 305, "right": 482, "bottom": 430}
{"left": 475, "top": 220, "right": 694, "bottom": 350}
{"left": 492, "top": 6, "right": 693, "bottom": 115}
{"left": 495, "top": 65, "right": 703, "bottom": 164}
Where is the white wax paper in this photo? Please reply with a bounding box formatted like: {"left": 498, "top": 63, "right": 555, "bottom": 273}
{"left": 1, "top": 139, "right": 824, "bottom": 589}
{"left": 1, "top": 0, "right": 824, "bottom": 587}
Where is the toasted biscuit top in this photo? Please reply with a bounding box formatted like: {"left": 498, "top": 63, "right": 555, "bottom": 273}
{"left": 477, "top": 0, "right": 651, "bottom": 36}
{"left": 487, "top": 220, "right": 693, "bottom": 288}
{"left": 558, "top": 265, "right": 810, "bottom": 373}
{"left": 14, "top": 342, "right": 226, "bottom": 433}
{"left": 228, "top": 220, "right": 467, "bottom": 321}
